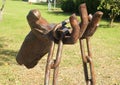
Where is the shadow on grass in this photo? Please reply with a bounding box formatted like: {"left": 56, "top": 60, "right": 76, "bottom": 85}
{"left": 99, "top": 17, "right": 120, "bottom": 28}
{"left": 99, "top": 24, "right": 109, "bottom": 28}
{"left": 33, "top": 2, "right": 48, "bottom": 6}
{"left": 30, "top": 1, "right": 72, "bottom": 17}
{"left": 0, "top": 37, "right": 17, "bottom": 66}
{"left": 0, "top": 50, "right": 17, "bottom": 57}
{"left": 47, "top": 10, "right": 71, "bottom": 16}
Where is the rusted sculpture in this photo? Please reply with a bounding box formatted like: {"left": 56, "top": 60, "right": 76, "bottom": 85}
{"left": 16, "top": 9, "right": 80, "bottom": 68}
{"left": 79, "top": 4, "right": 103, "bottom": 85}
{"left": 44, "top": 14, "right": 80, "bottom": 85}
{"left": 44, "top": 3, "right": 103, "bottom": 85}
{"left": 16, "top": 3, "right": 103, "bottom": 85}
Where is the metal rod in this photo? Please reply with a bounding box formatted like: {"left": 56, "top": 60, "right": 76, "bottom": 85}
{"left": 53, "top": 39, "right": 63, "bottom": 85}
{"left": 79, "top": 3, "right": 89, "bottom": 38}
{"left": 79, "top": 37, "right": 96, "bottom": 85}
{"left": 44, "top": 34, "right": 63, "bottom": 85}
{"left": 44, "top": 40, "right": 55, "bottom": 85}
{"left": 86, "top": 38, "right": 96, "bottom": 85}
{"left": 79, "top": 39, "right": 89, "bottom": 84}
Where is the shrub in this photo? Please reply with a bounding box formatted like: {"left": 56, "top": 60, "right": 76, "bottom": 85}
{"left": 98, "top": 0, "right": 120, "bottom": 26}
{"left": 61, "top": 0, "right": 100, "bottom": 14}
{"left": 61, "top": 0, "right": 76, "bottom": 13}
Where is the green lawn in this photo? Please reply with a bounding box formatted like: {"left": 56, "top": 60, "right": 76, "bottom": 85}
{"left": 0, "top": 0, "right": 120, "bottom": 85}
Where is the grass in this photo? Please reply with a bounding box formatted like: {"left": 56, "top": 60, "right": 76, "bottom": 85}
{"left": 0, "top": 0, "right": 120, "bottom": 85}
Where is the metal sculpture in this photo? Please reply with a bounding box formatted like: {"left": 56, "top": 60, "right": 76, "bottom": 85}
{"left": 16, "top": 3, "right": 103, "bottom": 85}
{"left": 16, "top": 9, "right": 54, "bottom": 68}
{"left": 16, "top": 9, "right": 80, "bottom": 68}
{"left": 44, "top": 14, "right": 80, "bottom": 85}
{"left": 44, "top": 3, "right": 103, "bottom": 85}
{"left": 79, "top": 4, "right": 103, "bottom": 85}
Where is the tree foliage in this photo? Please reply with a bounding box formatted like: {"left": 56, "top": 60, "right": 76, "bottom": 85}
{"left": 98, "top": 0, "right": 120, "bottom": 26}
{"left": 61, "top": 0, "right": 100, "bottom": 14}
{"left": 61, "top": 0, "right": 76, "bottom": 13}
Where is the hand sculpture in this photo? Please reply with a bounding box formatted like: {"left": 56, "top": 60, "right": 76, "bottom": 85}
{"left": 16, "top": 9, "right": 80, "bottom": 68}
{"left": 16, "top": 3, "right": 103, "bottom": 85}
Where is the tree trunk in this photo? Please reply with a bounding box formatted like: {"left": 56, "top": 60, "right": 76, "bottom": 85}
{"left": 54, "top": 0, "right": 56, "bottom": 9}
{"left": 109, "top": 14, "right": 116, "bottom": 27}
{"left": 110, "top": 18, "right": 114, "bottom": 27}
{"left": 0, "top": 0, "right": 6, "bottom": 21}
{"left": 0, "top": 10, "right": 2, "bottom": 21}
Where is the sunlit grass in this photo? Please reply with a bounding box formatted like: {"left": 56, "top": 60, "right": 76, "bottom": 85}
{"left": 0, "top": 0, "right": 120, "bottom": 85}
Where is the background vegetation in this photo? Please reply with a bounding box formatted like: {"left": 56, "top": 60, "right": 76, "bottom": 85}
{"left": 0, "top": 0, "right": 120, "bottom": 85}
{"left": 61, "top": 0, "right": 100, "bottom": 14}
{"left": 61, "top": 0, "right": 120, "bottom": 26}
{"left": 98, "top": 0, "right": 120, "bottom": 26}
